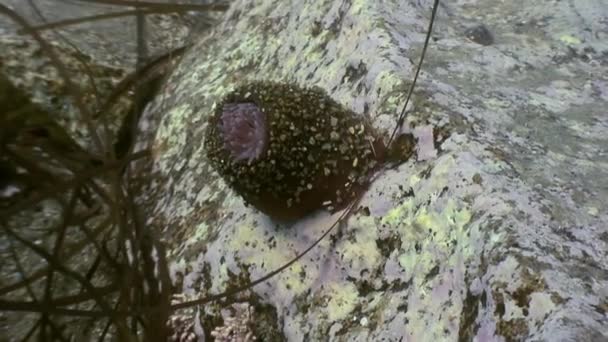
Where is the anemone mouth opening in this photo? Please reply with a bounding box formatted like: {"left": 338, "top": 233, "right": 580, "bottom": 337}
{"left": 219, "top": 102, "right": 268, "bottom": 163}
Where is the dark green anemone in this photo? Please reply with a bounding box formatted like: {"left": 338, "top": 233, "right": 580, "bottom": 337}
{"left": 205, "top": 81, "right": 385, "bottom": 221}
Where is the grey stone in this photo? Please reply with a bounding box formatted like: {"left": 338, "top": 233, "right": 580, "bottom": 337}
{"left": 134, "top": 0, "right": 608, "bottom": 340}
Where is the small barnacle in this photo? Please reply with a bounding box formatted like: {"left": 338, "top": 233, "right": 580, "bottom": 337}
{"left": 205, "top": 81, "right": 386, "bottom": 221}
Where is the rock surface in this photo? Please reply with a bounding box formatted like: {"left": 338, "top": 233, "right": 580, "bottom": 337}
{"left": 134, "top": 0, "right": 608, "bottom": 340}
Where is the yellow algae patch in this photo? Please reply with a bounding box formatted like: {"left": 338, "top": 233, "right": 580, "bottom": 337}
{"left": 326, "top": 282, "right": 359, "bottom": 321}
{"left": 351, "top": 0, "right": 368, "bottom": 15}
{"left": 382, "top": 198, "right": 415, "bottom": 228}
{"left": 182, "top": 221, "right": 209, "bottom": 250}
{"left": 559, "top": 34, "right": 581, "bottom": 45}
{"left": 398, "top": 250, "right": 435, "bottom": 281}
{"left": 414, "top": 207, "right": 436, "bottom": 229}
{"left": 373, "top": 70, "right": 408, "bottom": 112}
{"left": 228, "top": 224, "right": 309, "bottom": 296}
{"left": 155, "top": 104, "right": 191, "bottom": 161}
{"left": 484, "top": 97, "right": 511, "bottom": 109}
{"left": 388, "top": 198, "right": 473, "bottom": 340}
{"left": 432, "top": 154, "right": 456, "bottom": 177}
{"left": 386, "top": 198, "right": 472, "bottom": 273}
{"left": 283, "top": 28, "right": 329, "bottom": 70}
{"left": 408, "top": 173, "right": 422, "bottom": 187}
{"left": 587, "top": 206, "right": 599, "bottom": 217}
{"left": 338, "top": 215, "right": 382, "bottom": 272}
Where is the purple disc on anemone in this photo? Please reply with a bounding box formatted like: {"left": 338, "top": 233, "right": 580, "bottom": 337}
{"left": 219, "top": 102, "right": 268, "bottom": 162}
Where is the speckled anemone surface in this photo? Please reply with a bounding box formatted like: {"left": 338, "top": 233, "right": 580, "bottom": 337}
{"left": 205, "top": 81, "right": 383, "bottom": 220}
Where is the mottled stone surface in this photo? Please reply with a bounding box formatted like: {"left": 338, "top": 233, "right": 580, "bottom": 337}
{"left": 134, "top": 0, "right": 608, "bottom": 340}
{"left": 0, "top": 0, "right": 199, "bottom": 150}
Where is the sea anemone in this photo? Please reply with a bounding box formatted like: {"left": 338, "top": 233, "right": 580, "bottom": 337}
{"left": 218, "top": 102, "right": 268, "bottom": 163}
{"left": 205, "top": 81, "right": 385, "bottom": 221}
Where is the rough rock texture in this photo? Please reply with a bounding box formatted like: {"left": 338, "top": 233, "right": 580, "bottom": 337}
{"left": 134, "top": 0, "right": 608, "bottom": 340}
{"left": 0, "top": 0, "right": 203, "bottom": 150}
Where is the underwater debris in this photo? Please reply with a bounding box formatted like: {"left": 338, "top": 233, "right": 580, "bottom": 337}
{"left": 465, "top": 24, "right": 494, "bottom": 46}
{"left": 205, "top": 81, "right": 386, "bottom": 221}
{"left": 167, "top": 313, "right": 198, "bottom": 342}
{"left": 210, "top": 303, "right": 257, "bottom": 342}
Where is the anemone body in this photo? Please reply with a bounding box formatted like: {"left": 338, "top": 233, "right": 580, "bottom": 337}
{"left": 205, "top": 81, "right": 384, "bottom": 221}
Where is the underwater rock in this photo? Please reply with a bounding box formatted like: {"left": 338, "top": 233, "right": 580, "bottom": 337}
{"left": 205, "top": 82, "right": 385, "bottom": 221}
{"left": 464, "top": 24, "right": 494, "bottom": 46}
{"left": 132, "top": 0, "right": 608, "bottom": 340}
